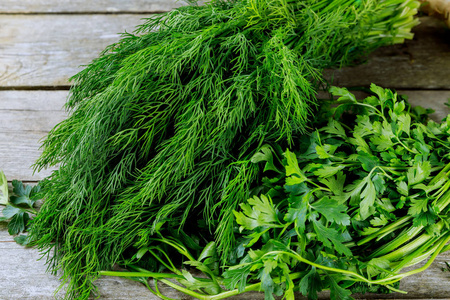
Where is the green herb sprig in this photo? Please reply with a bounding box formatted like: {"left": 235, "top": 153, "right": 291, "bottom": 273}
{"left": 0, "top": 172, "right": 40, "bottom": 245}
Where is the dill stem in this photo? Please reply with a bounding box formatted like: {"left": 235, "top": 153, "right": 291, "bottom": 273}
{"left": 98, "top": 270, "right": 182, "bottom": 280}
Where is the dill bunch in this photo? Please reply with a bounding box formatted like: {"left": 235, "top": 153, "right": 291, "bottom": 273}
{"left": 29, "top": 0, "right": 419, "bottom": 298}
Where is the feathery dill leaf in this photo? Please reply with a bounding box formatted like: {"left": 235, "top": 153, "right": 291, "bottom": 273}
{"left": 29, "top": 0, "right": 419, "bottom": 298}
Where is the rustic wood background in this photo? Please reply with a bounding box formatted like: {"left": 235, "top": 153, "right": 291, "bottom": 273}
{"left": 1, "top": 1, "right": 450, "bottom": 299}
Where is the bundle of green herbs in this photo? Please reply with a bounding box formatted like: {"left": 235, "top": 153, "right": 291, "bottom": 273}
{"left": 102, "top": 85, "right": 450, "bottom": 300}
{"left": 28, "top": 0, "right": 420, "bottom": 298}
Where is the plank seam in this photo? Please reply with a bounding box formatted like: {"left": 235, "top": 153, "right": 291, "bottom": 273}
{"left": 0, "top": 11, "right": 167, "bottom": 15}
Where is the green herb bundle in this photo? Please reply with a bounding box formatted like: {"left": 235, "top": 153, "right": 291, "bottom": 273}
{"left": 224, "top": 85, "right": 450, "bottom": 299}
{"left": 29, "top": 0, "right": 420, "bottom": 298}
{"left": 103, "top": 85, "right": 450, "bottom": 300}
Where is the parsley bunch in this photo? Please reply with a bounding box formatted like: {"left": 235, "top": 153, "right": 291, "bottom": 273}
{"left": 226, "top": 84, "right": 450, "bottom": 299}
{"left": 28, "top": 0, "right": 420, "bottom": 298}
{"left": 101, "top": 85, "right": 450, "bottom": 299}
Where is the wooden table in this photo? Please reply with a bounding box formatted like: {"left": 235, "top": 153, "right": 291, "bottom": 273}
{"left": 1, "top": 1, "right": 450, "bottom": 299}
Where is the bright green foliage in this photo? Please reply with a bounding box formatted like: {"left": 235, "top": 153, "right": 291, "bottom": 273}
{"left": 94, "top": 86, "right": 450, "bottom": 300}
{"left": 223, "top": 85, "right": 450, "bottom": 299}
{"left": 0, "top": 179, "right": 40, "bottom": 242}
{"left": 28, "top": 0, "right": 420, "bottom": 298}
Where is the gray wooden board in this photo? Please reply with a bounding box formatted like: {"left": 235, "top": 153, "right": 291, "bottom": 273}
{"left": 0, "top": 14, "right": 147, "bottom": 87}
{"left": 0, "top": 0, "right": 182, "bottom": 13}
{"left": 324, "top": 17, "right": 450, "bottom": 90}
{"left": 0, "top": 91, "right": 67, "bottom": 181}
{"left": 0, "top": 16, "right": 449, "bottom": 89}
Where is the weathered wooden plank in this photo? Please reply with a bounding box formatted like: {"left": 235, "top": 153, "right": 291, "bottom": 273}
{"left": 0, "top": 14, "right": 147, "bottom": 87}
{"left": 0, "top": 91, "right": 67, "bottom": 181}
{"left": 326, "top": 17, "right": 450, "bottom": 89}
{"left": 0, "top": 0, "right": 181, "bottom": 13}
{"left": 0, "top": 16, "right": 449, "bottom": 89}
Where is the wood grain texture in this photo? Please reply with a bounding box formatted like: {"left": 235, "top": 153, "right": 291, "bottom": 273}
{"left": 0, "top": 0, "right": 182, "bottom": 13}
{"left": 0, "top": 16, "right": 448, "bottom": 88}
{"left": 0, "top": 14, "right": 147, "bottom": 87}
{"left": 326, "top": 17, "right": 450, "bottom": 89}
{"left": 0, "top": 91, "right": 67, "bottom": 181}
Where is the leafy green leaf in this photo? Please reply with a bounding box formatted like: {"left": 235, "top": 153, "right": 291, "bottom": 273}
{"left": 311, "top": 197, "right": 350, "bottom": 226}
{"left": 408, "top": 198, "right": 428, "bottom": 216}
{"left": 397, "top": 181, "right": 409, "bottom": 196}
{"left": 357, "top": 152, "right": 380, "bottom": 172}
{"left": 251, "top": 145, "right": 281, "bottom": 173}
{"left": 313, "top": 165, "right": 346, "bottom": 178}
{"left": 2, "top": 205, "right": 21, "bottom": 219}
{"left": 10, "top": 180, "right": 40, "bottom": 208}
{"left": 223, "top": 263, "right": 253, "bottom": 292}
{"left": 311, "top": 217, "right": 352, "bottom": 256}
{"left": 299, "top": 268, "right": 323, "bottom": 300}
{"left": 284, "top": 192, "right": 310, "bottom": 233}
{"left": 322, "top": 119, "right": 347, "bottom": 137}
{"left": 329, "top": 86, "right": 356, "bottom": 103}
{"left": 234, "top": 195, "right": 280, "bottom": 231}
{"left": 407, "top": 161, "right": 432, "bottom": 186}
{"left": 318, "top": 171, "right": 346, "bottom": 198}
{"left": 359, "top": 177, "right": 377, "bottom": 220}
{"left": 14, "top": 235, "right": 30, "bottom": 246}
{"left": 8, "top": 212, "right": 30, "bottom": 235}
{"left": 328, "top": 275, "right": 353, "bottom": 300}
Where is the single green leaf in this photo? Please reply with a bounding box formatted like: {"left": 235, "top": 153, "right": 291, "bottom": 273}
{"left": 371, "top": 134, "right": 394, "bottom": 152}
{"left": 251, "top": 145, "right": 281, "bottom": 173}
{"left": 299, "top": 268, "right": 323, "bottom": 300}
{"left": 407, "top": 161, "right": 431, "bottom": 186}
{"left": 357, "top": 152, "right": 380, "bottom": 172}
{"left": 370, "top": 215, "right": 388, "bottom": 227}
{"left": 397, "top": 113, "right": 411, "bottom": 136}
{"left": 14, "top": 234, "right": 30, "bottom": 246}
{"left": 234, "top": 195, "right": 280, "bottom": 231}
{"left": 313, "top": 165, "right": 346, "bottom": 178}
{"left": 408, "top": 198, "right": 428, "bottom": 216}
{"left": 2, "top": 205, "right": 21, "bottom": 219}
{"left": 318, "top": 171, "right": 346, "bottom": 198}
{"left": 223, "top": 263, "right": 253, "bottom": 292}
{"left": 311, "top": 217, "right": 352, "bottom": 256}
{"left": 322, "top": 119, "right": 347, "bottom": 137}
{"left": 413, "top": 211, "right": 438, "bottom": 227}
{"left": 328, "top": 275, "right": 353, "bottom": 300}
{"left": 353, "top": 115, "right": 374, "bottom": 138}
{"left": 311, "top": 196, "right": 350, "bottom": 226}
{"left": 360, "top": 177, "right": 377, "bottom": 220}
{"left": 285, "top": 192, "right": 310, "bottom": 233}
{"left": 8, "top": 212, "right": 29, "bottom": 235}
{"left": 397, "top": 181, "right": 409, "bottom": 196}
{"left": 329, "top": 86, "right": 356, "bottom": 103}
{"left": 349, "top": 133, "right": 371, "bottom": 154}
{"left": 367, "top": 257, "right": 390, "bottom": 278}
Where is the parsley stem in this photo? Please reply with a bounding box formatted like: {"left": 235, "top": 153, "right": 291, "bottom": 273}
{"left": 357, "top": 216, "right": 411, "bottom": 246}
